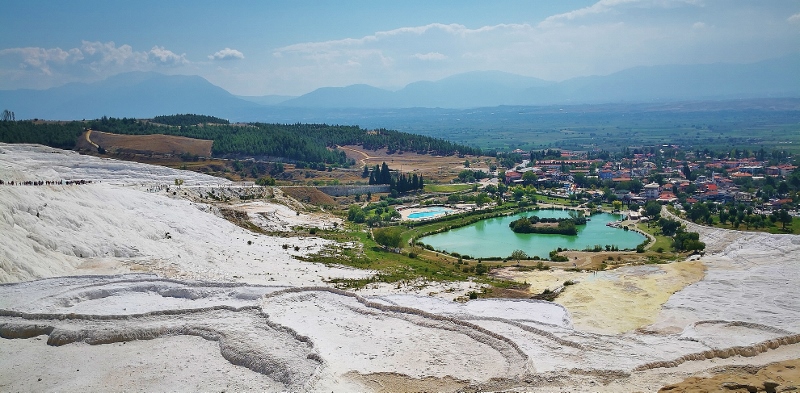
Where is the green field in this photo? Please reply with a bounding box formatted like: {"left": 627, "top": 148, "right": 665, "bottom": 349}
{"left": 424, "top": 184, "right": 473, "bottom": 193}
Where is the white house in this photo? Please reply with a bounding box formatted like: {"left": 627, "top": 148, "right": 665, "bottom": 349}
{"left": 644, "top": 182, "right": 660, "bottom": 200}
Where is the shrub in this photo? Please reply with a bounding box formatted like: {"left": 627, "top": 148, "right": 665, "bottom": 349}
{"left": 373, "top": 227, "right": 404, "bottom": 249}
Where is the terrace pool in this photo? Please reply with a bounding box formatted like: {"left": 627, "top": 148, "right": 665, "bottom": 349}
{"left": 406, "top": 206, "right": 455, "bottom": 220}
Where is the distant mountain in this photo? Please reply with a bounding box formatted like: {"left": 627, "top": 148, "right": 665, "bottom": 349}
{"left": 520, "top": 53, "right": 800, "bottom": 104}
{"left": 394, "top": 71, "right": 553, "bottom": 108}
{"left": 1, "top": 54, "right": 798, "bottom": 121}
{"left": 278, "top": 84, "right": 396, "bottom": 108}
{"left": 0, "top": 71, "right": 260, "bottom": 121}
{"left": 278, "top": 54, "right": 800, "bottom": 108}
{"left": 236, "top": 94, "right": 296, "bottom": 106}
{"left": 278, "top": 71, "right": 553, "bottom": 108}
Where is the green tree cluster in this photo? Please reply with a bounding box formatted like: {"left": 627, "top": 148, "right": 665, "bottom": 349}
{"left": 367, "top": 162, "right": 424, "bottom": 193}
{"left": 152, "top": 114, "right": 229, "bottom": 126}
{"left": 372, "top": 227, "right": 404, "bottom": 249}
{"left": 1, "top": 117, "right": 481, "bottom": 168}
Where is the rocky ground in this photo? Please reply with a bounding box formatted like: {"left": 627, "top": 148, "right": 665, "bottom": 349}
{"left": 1, "top": 143, "right": 799, "bottom": 392}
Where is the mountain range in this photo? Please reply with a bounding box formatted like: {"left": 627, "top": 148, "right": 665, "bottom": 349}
{"left": 1, "top": 53, "right": 798, "bottom": 121}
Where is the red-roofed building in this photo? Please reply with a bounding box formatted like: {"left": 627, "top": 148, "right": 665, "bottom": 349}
{"left": 778, "top": 165, "right": 796, "bottom": 176}
{"left": 772, "top": 198, "right": 793, "bottom": 208}
{"left": 505, "top": 171, "right": 522, "bottom": 184}
{"left": 657, "top": 192, "right": 677, "bottom": 203}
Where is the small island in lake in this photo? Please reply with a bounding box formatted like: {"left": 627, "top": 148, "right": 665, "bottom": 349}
{"left": 508, "top": 214, "right": 587, "bottom": 236}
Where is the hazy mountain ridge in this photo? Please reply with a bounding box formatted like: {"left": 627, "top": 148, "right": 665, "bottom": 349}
{"left": 0, "top": 54, "right": 798, "bottom": 120}
{"left": 277, "top": 54, "right": 800, "bottom": 108}
{"left": 0, "top": 72, "right": 261, "bottom": 121}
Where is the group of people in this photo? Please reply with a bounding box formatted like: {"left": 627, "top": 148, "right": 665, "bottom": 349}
{"left": 0, "top": 179, "right": 93, "bottom": 186}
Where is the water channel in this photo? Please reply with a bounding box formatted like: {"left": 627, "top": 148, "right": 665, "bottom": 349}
{"left": 419, "top": 209, "right": 646, "bottom": 259}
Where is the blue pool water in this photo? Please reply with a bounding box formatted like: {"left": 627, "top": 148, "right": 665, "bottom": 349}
{"left": 407, "top": 206, "right": 455, "bottom": 219}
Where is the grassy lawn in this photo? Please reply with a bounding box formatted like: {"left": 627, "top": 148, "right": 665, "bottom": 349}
{"left": 300, "top": 226, "right": 479, "bottom": 289}
{"left": 636, "top": 221, "right": 673, "bottom": 252}
{"left": 763, "top": 217, "right": 800, "bottom": 234}
{"left": 677, "top": 213, "right": 800, "bottom": 235}
{"left": 424, "top": 183, "right": 473, "bottom": 193}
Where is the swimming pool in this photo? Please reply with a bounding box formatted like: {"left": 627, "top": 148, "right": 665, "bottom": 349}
{"left": 406, "top": 206, "right": 455, "bottom": 219}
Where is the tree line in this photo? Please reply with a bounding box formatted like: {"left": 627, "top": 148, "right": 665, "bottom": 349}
{"left": 151, "top": 114, "right": 229, "bottom": 126}
{"left": 0, "top": 114, "right": 482, "bottom": 166}
{"left": 365, "top": 162, "right": 424, "bottom": 193}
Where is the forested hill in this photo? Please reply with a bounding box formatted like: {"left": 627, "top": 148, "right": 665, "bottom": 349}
{"left": 0, "top": 115, "right": 483, "bottom": 165}
{"left": 151, "top": 114, "right": 229, "bottom": 126}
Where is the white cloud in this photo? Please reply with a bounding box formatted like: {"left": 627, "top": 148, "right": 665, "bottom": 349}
{"left": 540, "top": 0, "right": 703, "bottom": 27}
{"left": 256, "top": 1, "right": 800, "bottom": 96}
{"left": 0, "top": 46, "right": 83, "bottom": 75}
{"left": 208, "top": 48, "right": 245, "bottom": 61}
{"left": 540, "top": 0, "right": 641, "bottom": 26}
{"left": 150, "top": 46, "right": 188, "bottom": 65}
{"left": 1, "top": 2, "right": 796, "bottom": 95}
{"left": 0, "top": 41, "right": 189, "bottom": 83}
{"left": 412, "top": 52, "right": 447, "bottom": 61}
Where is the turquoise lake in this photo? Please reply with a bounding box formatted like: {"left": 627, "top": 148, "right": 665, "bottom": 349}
{"left": 419, "top": 209, "right": 646, "bottom": 259}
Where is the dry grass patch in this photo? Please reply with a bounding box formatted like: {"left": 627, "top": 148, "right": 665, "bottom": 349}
{"left": 78, "top": 130, "right": 212, "bottom": 157}
{"left": 659, "top": 358, "right": 800, "bottom": 393}
{"left": 339, "top": 145, "right": 489, "bottom": 183}
{"left": 279, "top": 187, "right": 336, "bottom": 205}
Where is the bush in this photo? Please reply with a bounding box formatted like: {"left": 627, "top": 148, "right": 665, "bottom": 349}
{"left": 373, "top": 227, "right": 404, "bottom": 248}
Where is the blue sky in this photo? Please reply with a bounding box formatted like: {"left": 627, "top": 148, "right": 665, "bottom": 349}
{"left": 1, "top": 0, "right": 799, "bottom": 95}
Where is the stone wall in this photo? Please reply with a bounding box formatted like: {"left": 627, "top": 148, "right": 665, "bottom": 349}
{"left": 316, "top": 185, "right": 390, "bottom": 196}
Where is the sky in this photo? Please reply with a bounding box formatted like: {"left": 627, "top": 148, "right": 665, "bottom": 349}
{"left": 1, "top": 0, "right": 799, "bottom": 96}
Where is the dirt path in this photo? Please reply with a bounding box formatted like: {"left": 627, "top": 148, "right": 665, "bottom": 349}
{"left": 338, "top": 145, "right": 373, "bottom": 166}
{"left": 85, "top": 129, "right": 99, "bottom": 149}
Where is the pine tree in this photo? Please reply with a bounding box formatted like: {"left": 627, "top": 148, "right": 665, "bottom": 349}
{"left": 380, "top": 162, "right": 391, "bottom": 184}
